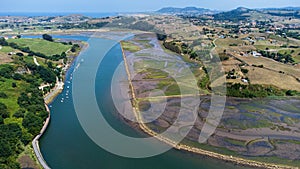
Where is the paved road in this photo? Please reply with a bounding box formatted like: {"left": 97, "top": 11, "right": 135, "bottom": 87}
{"left": 32, "top": 105, "right": 51, "bottom": 169}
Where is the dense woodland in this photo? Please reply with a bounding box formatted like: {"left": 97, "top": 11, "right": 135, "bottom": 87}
{"left": 0, "top": 65, "right": 48, "bottom": 168}
{"left": 0, "top": 36, "right": 75, "bottom": 168}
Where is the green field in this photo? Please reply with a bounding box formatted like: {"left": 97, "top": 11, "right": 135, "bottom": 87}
{"left": 7, "top": 38, "right": 71, "bottom": 56}
{"left": 0, "top": 46, "right": 16, "bottom": 53}
{"left": 134, "top": 40, "right": 153, "bottom": 48}
{"left": 0, "top": 78, "right": 28, "bottom": 115}
{"left": 0, "top": 78, "right": 29, "bottom": 126}
{"left": 121, "top": 41, "right": 141, "bottom": 52}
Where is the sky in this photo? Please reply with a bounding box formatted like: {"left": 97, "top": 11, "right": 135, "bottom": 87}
{"left": 1, "top": 0, "right": 300, "bottom": 13}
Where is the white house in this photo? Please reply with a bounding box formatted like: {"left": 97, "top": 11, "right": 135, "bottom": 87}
{"left": 241, "top": 79, "right": 249, "bottom": 83}
{"left": 252, "top": 51, "right": 262, "bottom": 57}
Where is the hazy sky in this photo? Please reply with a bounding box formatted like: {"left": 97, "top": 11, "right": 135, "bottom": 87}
{"left": 1, "top": 0, "right": 300, "bottom": 12}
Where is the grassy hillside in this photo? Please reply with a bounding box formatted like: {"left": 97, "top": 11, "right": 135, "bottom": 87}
{"left": 7, "top": 38, "right": 71, "bottom": 56}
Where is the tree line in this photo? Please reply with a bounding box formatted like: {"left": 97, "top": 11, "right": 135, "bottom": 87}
{"left": 0, "top": 64, "right": 49, "bottom": 168}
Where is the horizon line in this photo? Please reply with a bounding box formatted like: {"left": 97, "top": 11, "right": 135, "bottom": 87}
{"left": 0, "top": 6, "right": 299, "bottom": 14}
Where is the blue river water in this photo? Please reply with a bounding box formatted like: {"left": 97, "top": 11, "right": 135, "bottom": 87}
{"left": 37, "top": 35, "right": 249, "bottom": 169}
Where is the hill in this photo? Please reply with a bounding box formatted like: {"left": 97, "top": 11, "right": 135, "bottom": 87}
{"left": 7, "top": 38, "right": 71, "bottom": 56}
{"left": 213, "top": 7, "right": 260, "bottom": 22}
{"left": 260, "top": 7, "right": 300, "bottom": 11}
{"left": 156, "top": 7, "right": 218, "bottom": 15}
{"left": 213, "top": 7, "right": 300, "bottom": 21}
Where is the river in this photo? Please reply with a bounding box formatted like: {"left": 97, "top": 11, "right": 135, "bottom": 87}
{"left": 38, "top": 35, "right": 250, "bottom": 169}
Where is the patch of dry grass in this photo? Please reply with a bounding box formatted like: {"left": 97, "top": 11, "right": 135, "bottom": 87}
{"left": 0, "top": 53, "right": 13, "bottom": 64}
{"left": 236, "top": 55, "right": 300, "bottom": 78}
{"left": 247, "top": 67, "right": 300, "bottom": 91}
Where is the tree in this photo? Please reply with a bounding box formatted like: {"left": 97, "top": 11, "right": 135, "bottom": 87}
{"left": 0, "top": 102, "right": 9, "bottom": 119}
{"left": 22, "top": 112, "right": 42, "bottom": 135}
{"left": 47, "top": 61, "right": 53, "bottom": 69}
{"left": 156, "top": 33, "right": 167, "bottom": 41}
{"left": 16, "top": 52, "right": 24, "bottom": 57}
{"left": 13, "top": 109, "right": 26, "bottom": 118}
{"left": 21, "top": 131, "right": 32, "bottom": 145}
{"left": 0, "top": 92, "right": 8, "bottom": 98}
{"left": 12, "top": 82, "right": 17, "bottom": 88}
{"left": 12, "top": 73, "right": 23, "bottom": 80}
{"left": 36, "top": 66, "right": 56, "bottom": 83}
{"left": 241, "top": 68, "right": 249, "bottom": 74}
{"left": 0, "top": 65, "right": 14, "bottom": 78}
{"left": 61, "top": 52, "right": 67, "bottom": 59}
{"left": 42, "top": 34, "right": 53, "bottom": 42}
{"left": 0, "top": 37, "right": 8, "bottom": 46}
{"left": 71, "top": 44, "right": 80, "bottom": 52}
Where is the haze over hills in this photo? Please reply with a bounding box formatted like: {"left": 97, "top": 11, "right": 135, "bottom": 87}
{"left": 156, "top": 6, "right": 300, "bottom": 20}
{"left": 157, "top": 6, "right": 300, "bottom": 13}
{"left": 156, "top": 7, "right": 219, "bottom": 15}
{"left": 214, "top": 6, "right": 300, "bottom": 21}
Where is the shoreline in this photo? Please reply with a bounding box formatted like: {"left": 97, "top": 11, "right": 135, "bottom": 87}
{"left": 31, "top": 104, "right": 51, "bottom": 169}
{"left": 120, "top": 42, "right": 298, "bottom": 169}
{"left": 31, "top": 35, "right": 89, "bottom": 169}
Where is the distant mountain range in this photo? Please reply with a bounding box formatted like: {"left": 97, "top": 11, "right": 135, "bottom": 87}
{"left": 156, "top": 6, "right": 300, "bottom": 14}
{"left": 156, "top": 6, "right": 300, "bottom": 21}
{"left": 213, "top": 7, "right": 300, "bottom": 21}
{"left": 156, "top": 7, "right": 219, "bottom": 15}
{"left": 259, "top": 7, "right": 300, "bottom": 11}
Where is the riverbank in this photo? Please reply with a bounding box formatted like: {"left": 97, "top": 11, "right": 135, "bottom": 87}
{"left": 32, "top": 104, "right": 51, "bottom": 169}
{"left": 120, "top": 42, "right": 298, "bottom": 169}
{"left": 31, "top": 35, "right": 88, "bottom": 169}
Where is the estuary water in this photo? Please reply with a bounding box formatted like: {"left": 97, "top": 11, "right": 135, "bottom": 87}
{"left": 39, "top": 35, "right": 249, "bottom": 169}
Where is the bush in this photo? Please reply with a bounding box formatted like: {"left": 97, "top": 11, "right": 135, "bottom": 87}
{"left": 286, "top": 90, "right": 299, "bottom": 96}
{"left": 0, "top": 123, "right": 23, "bottom": 159}
{"left": 22, "top": 112, "right": 42, "bottom": 135}
{"left": 21, "top": 132, "right": 32, "bottom": 145}
{"left": 156, "top": 33, "right": 167, "bottom": 41}
{"left": 13, "top": 109, "right": 26, "bottom": 118}
{"left": 0, "top": 65, "right": 14, "bottom": 78}
{"left": 42, "top": 34, "right": 53, "bottom": 42}
{"left": 226, "top": 83, "right": 285, "bottom": 98}
{"left": 0, "top": 37, "right": 8, "bottom": 46}
{"left": 0, "top": 102, "right": 9, "bottom": 118}
{"left": 71, "top": 44, "right": 80, "bottom": 52}
{"left": 0, "top": 92, "right": 8, "bottom": 98}
{"left": 12, "top": 73, "right": 23, "bottom": 80}
{"left": 241, "top": 68, "right": 249, "bottom": 74}
{"left": 16, "top": 52, "right": 24, "bottom": 57}
{"left": 219, "top": 53, "right": 229, "bottom": 61}
{"left": 36, "top": 66, "right": 56, "bottom": 83}
{"left": 12, "top": 82, "right": 17, "bottom": 88}
{"left": 163, "top": 41, "right": 182, "bottom": 54}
